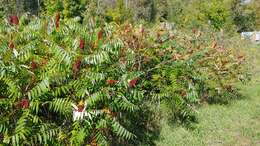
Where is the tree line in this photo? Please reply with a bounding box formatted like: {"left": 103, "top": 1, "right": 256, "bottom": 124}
{"left": 0, "top": 0, "right": 259, "bottom": 32}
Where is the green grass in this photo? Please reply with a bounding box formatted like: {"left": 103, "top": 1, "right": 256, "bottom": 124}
{"left": 155, "top": 46, "right": 260, "bottom": 146}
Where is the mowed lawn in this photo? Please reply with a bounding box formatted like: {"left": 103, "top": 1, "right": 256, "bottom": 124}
{"left": 156, "top": 82, "right": 260, "bottom": 146}
{"left": 156, "top": 47, "right": 260, "bottom": 146}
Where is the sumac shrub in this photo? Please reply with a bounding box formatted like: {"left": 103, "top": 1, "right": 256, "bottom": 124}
{"left": 0, "top": 15, "right": 249, "bottom": 146}
{"left": 115, "top": 23, "right": 249, "bottom": 120}
{"left": 0, "top": 16, "right": 149, "bottom": 145}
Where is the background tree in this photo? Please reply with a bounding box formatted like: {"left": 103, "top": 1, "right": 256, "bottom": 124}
{"left": 42, "top": 0, "right": 63, "bottom": 16}
{"left": 248, "top": 0, "right": 260, "bottom": 29}
{"left": 63, "top": 0, "right": 86, "bottom": 19}
{"left": 165, "top": 0, "right": 204, "bottom": 28}
{"left": 131, "top": 0, "right": 156, "bottom": 22}
{"left": 231, "top": 0, "right": 256, "bottom": 32}
{"left": 0, "top": 0, "right": 16, "bottom": 18}
{"left": 106, "top": 0, "right": 133, "bottom": 23}
{"left": 154, "top": 0, "right": 169, "bottom": 21}
{"left": 0, "top": 0, "right": 39, "bottom": 17}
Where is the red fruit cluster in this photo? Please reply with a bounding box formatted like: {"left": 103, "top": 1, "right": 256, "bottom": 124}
{"left": 77, "top": 104, "right": 84, "bottom": 112}
{"left": 106, "top": 79, "right": 118, "bottom": 85}
{"left": 55, "top": 12, "right": 60, "bottom": 28}
{"left": 98, "top": 30, "right": 103, "bottom": 40}
{"left": 8, "top": 42, "right": 14, "bottom": 49}
{"left": 73, "top": 59, "right": 81, "bottom": 73}
{"left": 20, "top": 98, "right": 29, "bottom": 109}
{"left": 31, "top": 60, "right": 37, "bottom": 70}
{"left": 129, "top": 78, "right": 138, "bottom": 88}
{"left": 79, "top": 39, "right": 85, "bottom": 50}
{"left": 9, "top": 15, "right": 19, "bottom": 25}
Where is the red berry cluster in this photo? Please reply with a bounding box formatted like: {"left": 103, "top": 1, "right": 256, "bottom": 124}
{"left": 20, "top": 98, "right": 29, "bottom": 109}
{"left": 31, "top": 60, "right": 37, "bottom": 70}
{"left": 129, "top": 78, "right": 138, "bottom": 88}
{"left": 77, "top": 104, "right": 84, "bottom": 112}
{"left": 106, "top": 79, "right": 118, "bottom": 85}
{"left": 79, "top": 39, "right": 85, "bottom": 50}
{"left": 9, "top": 15, "right": 19, "bottom": 25}
{"left": 98, "top": 30, "right": 103, "bottom": 40}
{"left": 73, "top": 59, "right": 81, "bottom": 73}
{"left": 8, "top": 42, "right": 14, "bottom": 49}
{"left": 55, "top": 12, "right": 60, "bottom": 28}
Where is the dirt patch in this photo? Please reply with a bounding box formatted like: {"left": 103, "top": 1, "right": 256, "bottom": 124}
{"left": 234, "top": 134, "right": 252, "bottom": 146}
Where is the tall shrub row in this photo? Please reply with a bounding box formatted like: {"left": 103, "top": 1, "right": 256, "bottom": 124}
{"left": 0, "top": 14, "right": 249, "bottom": 145}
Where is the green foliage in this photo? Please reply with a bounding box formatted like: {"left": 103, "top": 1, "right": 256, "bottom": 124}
{"left": 0, "top": 11, "right": 249, "bottom": 145}
{"left": 0, "top": 15, "right": 145, "bottom": 145}
{"left": 63, "top": 0, "right": 86, "bottom": 19}
{"left": 231, "top": 0, "right": 260, "bottom": 32}
{"left": 43, "top": 0, "right": 64, "bottom": 16}
{"left": 131, "top": 0, "right": 156, "bottom": 22}
{"left": 42, "top": 0, "right": 86, "bottom": 19}
{"left": 165, "top": 0, "right": 236, "bottom": 31}
{"left": 115, "top": 22, "right": 249, "bottom": 124}
{"left": 2, "top": 0, "right": 260, "bottom": 33}
{"left": 0, "top": 0, "right": 40, "bottom": 17}
{"left": 106, "top": 0, "right": 133, "bottom": 24}
{"left": 154, "top": 0, "right": 169, "bottom": 21}
{"left": 0, "top": 0, "right": 15, "bottom": 18}
{"left": 201, "top": 0, "right": 231, "bottom": 30}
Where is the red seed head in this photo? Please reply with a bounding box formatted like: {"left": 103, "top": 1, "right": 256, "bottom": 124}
{"left": 31, "top": 60, "right": 37, "bottom": 70}
{"left": 9, "top": 15, "right": 19, "bottom": 25}
{"left": 73, "top": 59, "right": 81, "bottom": 73}
{"left": 98, "top": 30, "right": 103, "bottom": 40}
{"left": 77, "top": 101, "right": 84, "bottom": 112}
{"left": 76, "top": 60, "right": 81, "bottom": 69}
{"left": 106, "top": 79, "right": 118, "bottom": 85}
{"left": 55, "top": 12, "right": 60, "bottom": 28}
{"left": 79, "top": 39, "right": 85, "bottom": 50}
{"left": 56, "top": 12, "right": 60, "bottom": 20}
{"left": 77, "top": 105, "right": 84, "bottom": 112}
{"left": 20, "top": 98, "right": 29, "bottom": 109}
{"left": 8, "top": 42, "right": 14, "bottom": 49}
{"left": 129, "top": 78, "right": 138, "bottom": 88}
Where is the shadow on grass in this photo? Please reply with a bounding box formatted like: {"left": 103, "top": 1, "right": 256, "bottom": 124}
{"left": 163, "top": 86, "right": 248, "bottom": 131}
{"left": 165, "top": 108, "right": 199, "bottom": 131}
{"left": 114, "top": 104, "right": 162, "bottom": 146}
{"left": 205, "top": 89, "right": 246, "bottom": 105}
